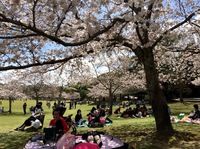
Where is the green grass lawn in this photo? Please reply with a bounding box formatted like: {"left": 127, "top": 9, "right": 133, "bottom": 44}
{"left": 0, "top": 100, "right": 200, "bottom": 149}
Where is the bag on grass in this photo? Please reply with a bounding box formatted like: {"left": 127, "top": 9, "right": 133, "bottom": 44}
{"left": 74, "top": 142, "right": 100, "bottom": 149}
{"left": 32, "top": 119, "right": 42, "bottom": 129}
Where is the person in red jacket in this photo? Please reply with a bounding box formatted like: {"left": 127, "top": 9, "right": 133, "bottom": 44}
{"left": 49, "top": 109, "right": 70, "bottom": 134}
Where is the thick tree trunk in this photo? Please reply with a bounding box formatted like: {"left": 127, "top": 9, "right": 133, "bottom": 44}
{"left": 142, "top": 48, "right": 173, "bottom": 134}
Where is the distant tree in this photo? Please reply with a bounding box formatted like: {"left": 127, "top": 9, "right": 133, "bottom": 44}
{"left": 0, "top": 78, "right": 27, "bottom": 113}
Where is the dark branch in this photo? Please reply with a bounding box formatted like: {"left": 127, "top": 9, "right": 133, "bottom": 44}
{"left": 0, "top": 50, "right": 94, "bottom": 71}
{"left": 55, "top": 2, "right": 73, "bottom": 37}
{"left": 0, "top": 34, "right": 39, "bottom": 39}
{"left": 32, "top": 0, "right": 38, "bottom": 28}
{"left": 0, "top": 13, "right": 125, "bottom": 47}
{"left": 151, "top": 11, "right": 196, "bottom": 48}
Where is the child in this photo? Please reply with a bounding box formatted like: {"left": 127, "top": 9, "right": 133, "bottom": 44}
{"left": 188, "top": 110, "right": 194, "bottom": 117}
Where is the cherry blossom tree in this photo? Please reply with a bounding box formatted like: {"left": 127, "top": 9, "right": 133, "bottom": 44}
{"left": 154, "top": 23, "right": 200, "bottom": 102}
{"left": 100, "top": 1, "right": 199, "bottom": 133}
{"left": 0, "top": 0, "right": 199, "bottom": 133}
{"left": 0, "top": 72, "right": 27, "bottom": 113}
{"left": 21, "top": 70, "right": 49, "bottom": 104}
{"left": 85, "top": 50, "right": 146, "bottom": 114}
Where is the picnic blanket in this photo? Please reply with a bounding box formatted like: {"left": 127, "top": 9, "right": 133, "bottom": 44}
{"left": 178, "top": 117, "right": 200, "bottom": 124}
{"left": 24, "top": 131, "right": 128, "bottom": 149}
{"left": 171, "top": 116, "right": 200, "bottom": 124}
{"left": 75, "top": 133, "right": 128, "bottom": 149}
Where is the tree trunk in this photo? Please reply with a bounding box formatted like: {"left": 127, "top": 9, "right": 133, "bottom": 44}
{"left": 8, "top": 97, "right": 12, "bottom": 113}
{"left": 58, "top": 86, "right": 63, "bottom": 107}
{"left": 179, "top": 81, "right": 184, "bottom": 103}
{"left": 142, "top": 48, "right": 173, "bottom": 134}
{"left": 58, "top": 93, "right": 62, "bottom": 107}
{"left": 35, "top": 96, "right": 39, "bottom": 105}
{"left": 108, "top": 88, "right": 114, "bottom": 115}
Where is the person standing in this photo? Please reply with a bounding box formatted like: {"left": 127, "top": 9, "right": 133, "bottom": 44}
{"left": 23, "top": 102, "right": 27, "bottom": 115}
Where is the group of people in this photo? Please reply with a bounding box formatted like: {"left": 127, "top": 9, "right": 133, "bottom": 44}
{"left": 87, "top": 106, "right": 113, "bottom": 127}
{"left": 73, "top": 106, "right": 113, "bottom": 128}
{"left": 170, "top": 104, "right": 200, "bottom": 124}
{"left": 14, "top": 102, "right": 111, "bottom": 141}
{"left": 115, "top": 104, "right": 150, "bottom": 118}
{"left": 15, "top": 102, "right": 71, "bottom": 141}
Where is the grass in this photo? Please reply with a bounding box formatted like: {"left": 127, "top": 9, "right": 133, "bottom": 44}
{"left": 0, "top": 100, "right": 200, "bottom": 148}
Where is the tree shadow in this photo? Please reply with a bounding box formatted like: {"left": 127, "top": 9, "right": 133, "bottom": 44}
{"left": 102, "top": 124, "right": 200, "bottom": 149}
{"left": 0, "top": 131, "right": 35, "bottom": 149}
{"left": 1, "top": 124, "right": 200, "bottom": 149}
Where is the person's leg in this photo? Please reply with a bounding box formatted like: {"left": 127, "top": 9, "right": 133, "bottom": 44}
{"left": 105, "top": 116, "right": 113, "bottom": 123}
{"left": 14, "top": 118, "right": 30, "bottom": 130}
{"left": 79, "top": 119, "right": 86, "bottom": 125}
{"left": 82, "top": 119, "right": 86, "bottom": 124}
{"left": 15, "top": 123, "right": 26, "bottom": 131}
{"left": 19, "top": 124, "right": 26, "bottom": 131}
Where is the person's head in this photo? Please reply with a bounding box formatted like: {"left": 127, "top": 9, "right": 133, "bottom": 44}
{"left": 38, "top": 102, "right": 43, "bottom": 106}
{"left": 77, "top": 109, "right": 81, "bottom": 114}
{"left": 36, "top": 104, "right": 42, "bottom": 109}
{"left": 194, "top": 104, "right": 199, "bottom": 110}
{"left": 92, "top": 107, "right": 96, "bottom": 110}
{"left": 94, "top": 110, "right": 99, "bottom": 114}
{"left": 52, "top": 109, "right": 60, "bottom": 120}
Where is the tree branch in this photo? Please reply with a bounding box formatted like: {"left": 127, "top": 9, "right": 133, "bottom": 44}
{"left": 0, "top": 13, "right": 125, "bottom": 47}
{"left": 151, "top": 11, "right": 197, "bottom": 48}
{"left": 0, "top": 34, "right": 39, "bottom": 39}
{"left": 0, "top": 50, "right": 94, "bottom": 71}
{"left": 32, "top": 0, "right": 38, "bottom": 28}
{"left": 55, "top": 2, "right": 73, "bottom": 37}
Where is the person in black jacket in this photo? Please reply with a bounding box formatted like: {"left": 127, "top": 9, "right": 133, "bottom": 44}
{"left": 75, "top": 109, "right": 86, "bottom": 126}
{"left": 188, "top": 104, "right": 200, "bottom": 120}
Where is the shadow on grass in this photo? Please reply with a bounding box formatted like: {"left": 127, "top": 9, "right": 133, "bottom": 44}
{"left": 0, "top": 127, "right": 43, "bottom": 149}
{"left": 1, "top": 124, "right": 200, "bottom": 149}
{"left": 0, "top": 112, "right": 26, "bottom": 116}
{"left": 0, "top": 131, "right": 35, "bottom": 149}
{"left": 102, "top": 124, "right": 200, "bottom": 149}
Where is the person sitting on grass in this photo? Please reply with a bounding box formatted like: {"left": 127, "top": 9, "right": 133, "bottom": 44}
{"left": 178, "top": 104, "right": 200, "bottom": 123}
{"left": 49, "top": 109, "right": 70, "bottom": 134}
{"left": 188, "top": 110, "right": 195, "bottom": 117}
{"left": 188, "top": 104, "right": 200, "bottom": 120}
{"left": 31, "top": 102, "right": 44, "bottom": 116}
{"left": 75, "top": 109, "right": 86, "bottom": 126}
{"left": 114, "top": 107, "right": 121, "bottom": 114}
{"left": 14, "top": 112, "right": 42, "bottom": 131}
